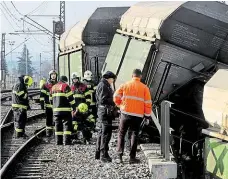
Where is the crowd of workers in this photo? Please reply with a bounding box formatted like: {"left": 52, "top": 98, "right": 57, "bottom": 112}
{"left": 11, "top": 68, "right": 152, "bottom": 164}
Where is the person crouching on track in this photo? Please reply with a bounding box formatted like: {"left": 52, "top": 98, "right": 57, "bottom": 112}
{"left": 51, "top": 76, "right": 76, "bottom": 145}
{"left": 12, "top": 75, "right": 33, "bottom": 138}
{"left": 40, "top": 70, "right": 58, "bottom": 137}
{"left": 72, "top": 103, "right": 95, "bottom": 144}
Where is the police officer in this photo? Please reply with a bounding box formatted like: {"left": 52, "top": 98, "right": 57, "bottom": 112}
{"left": 51, "top": 76, "right": 76, "bottom": 145}
{"left": 40, "top": 70, "right": 58, "bottom": 137}
{"left": 83, "top": 70, "right": 97, "bottom": 118}
{"left": 95, "top": 71, "right": 116, "bottom": 162}
{"left": 71, "top": 72, "right": 90, "bottom": 107}
{"left": 12, "top": 75, "right": 33, "bottom": 138}
{"left": 72, "top": 103, "right": 95, "bottom": 144}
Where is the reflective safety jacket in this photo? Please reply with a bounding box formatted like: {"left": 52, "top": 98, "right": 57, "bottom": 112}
{"left": 114, "top": 77, "right": 152, "bottom": 118}
{"left": 72, "top": 111, "right": 95, "bottom": 131}
{"left": 39, "top": 79, "right": 46, "bottom": 89}
{"left": 40, "top": 80, "right": 57, "bottom": 109}
{"left": 83, "top": 79, "right": 97, "bottom": 106}
{"left": 51, "top": 81, "right": 76, "bottom": 116}
{"left": 12, "top": 76, "right": 29, "bottom": 110}
{"left": 71, "top": 82, "right": 90, "bottom": 107}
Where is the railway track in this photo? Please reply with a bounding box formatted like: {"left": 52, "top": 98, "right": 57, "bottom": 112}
{"left": 0, "top": 112, "right": 46, "bottom": 179}
{"left": 1, "top": 91, "right": 41, "bottom": 126}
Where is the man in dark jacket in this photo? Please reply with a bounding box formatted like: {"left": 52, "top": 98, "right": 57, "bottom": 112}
{"left": 95, "top": 71, "right": 116, "bottom": 162}
{"left": 12, "top": 75, "right": 33, "bottom": 138}
{"left": 51, "top": 76, "right": 76, "bottom": 145}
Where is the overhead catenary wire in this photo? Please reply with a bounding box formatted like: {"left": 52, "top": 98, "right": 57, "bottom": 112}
{"left": 0, "top": 7, "right": 17, "bottom": 31}
{"left": 5, "top": 38, "right": 30, "bottom": 56}
{"left": 10, "top": 1, "right": 24, "bottom": 16}
{"left": 2, "top": 2, "right": 20, "bottom": 22}
{"left": 26, "top": 1, "right": 47, "bottom": 15}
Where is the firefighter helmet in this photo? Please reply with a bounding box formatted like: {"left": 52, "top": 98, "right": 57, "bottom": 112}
{"left": 78, "top": 103, "right": 88, "bottom": 113}
{"left": 60, "top": 76, "right": 68, "bottom": 83}
{"left": 49, "top": 70, "right": 57, "bottom": 76}
{"left": 84, "top": 70, "right": 92, "bottom": 81}
{"left": 71, "top": 72, "right": 80, "bottom": 80}
{"left": 24, "top": 76, "right": 33, "bottom": 87}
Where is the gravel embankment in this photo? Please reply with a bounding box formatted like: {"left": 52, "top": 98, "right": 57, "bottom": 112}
{"left": 20, "top": 130, "right": 151, "bottom": 179}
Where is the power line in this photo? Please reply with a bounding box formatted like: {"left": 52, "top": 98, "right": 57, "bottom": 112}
{"left": 1, "top": 3, "right": 21, "bottom": 29}
{"left": 0, "top": 7, "right": 17, "bottom": 31}
{"left": 2, "top": 2, "right": 20, "bottom": 22}
{"left": 27, "top": 1, "right": 47, "bottom": 15}
{"left": 10, "top": 1, "right": 24, "bottom": 16}
{"left": 5, "top": 38, "right": 30, "bottom": 56}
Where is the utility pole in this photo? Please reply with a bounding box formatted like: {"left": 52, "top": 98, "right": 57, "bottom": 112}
{"left": 53, "top": 21, "right": 56, "bottom": 70}
{"left": 26, "top": 46, "right": 28, "bottom": 75}
{"left": 40, "top": 53, "right": 42, "bottom": 80}
{"left": 60, "top": 1, "right": 65, "bottom": 32}
{"left": 58, "top": 1, "right": 65, "bottom": 75}
{"left": 9, "top": 41, "right": 15, "bottom": 86}
{"left": 1, "top": 33, "right": 6, "bottom": 89}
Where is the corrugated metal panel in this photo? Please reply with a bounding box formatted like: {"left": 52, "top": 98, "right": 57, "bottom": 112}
{"left": 161, "top": 1, "right": 228, "bottom": 65}
{"left": 149, "top": 41, "right": 215, "bottom": 100}
{"left": 119, "top": 1, "right": 184, "bottom": 40}
{"left": 101, "top": 34, "right": 129, "bottom": 75}
{"left": 84, "top": 45, "right": 110, "bottom": 76}
{"left": 115, "top": 39, "right": 151, "bottom": 88}
{"left": 59, "top": 20, "right": 88, "bottom": 54}
{"left": 82, "top": 7, "right": 129, "bottom": 45}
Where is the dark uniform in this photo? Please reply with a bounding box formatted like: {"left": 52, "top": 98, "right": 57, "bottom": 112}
{"left": 95, "top": 71, "right": 116, "bottom": 162}
{"left": 71, "top": 82, "right": 90, "bottom": 107}
{"left": 51, "top": 76, "right": 76, "bottom": 145}
{"left": 12, "top": 76, "right": 31, "bottom": 137}
{"left": 83, "top": 79, "right": 97, "bottom": 118}
{"left": 40, "top": 79, "right": 57, "bottom": 136}
{"left": 72, "top": 106, "right": 95, "bottom": 144}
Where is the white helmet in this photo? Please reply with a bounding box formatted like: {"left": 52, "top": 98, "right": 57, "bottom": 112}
{"left": 84, "top": 70, "right": 92, "bottom": 81}
{"left": 71, "top": 72, "right": 80, "bottom": 80}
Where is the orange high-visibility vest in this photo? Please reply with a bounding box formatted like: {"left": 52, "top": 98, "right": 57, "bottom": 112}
{"left": 114, "top": 77, "right": 152, "bottom": 118}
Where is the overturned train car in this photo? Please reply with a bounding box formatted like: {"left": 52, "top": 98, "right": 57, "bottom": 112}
{"left": 58, "top": 7, "right": 129, "bottom": 83}
{"left": 102, "top": 1, "right": 228, "bottom": 178}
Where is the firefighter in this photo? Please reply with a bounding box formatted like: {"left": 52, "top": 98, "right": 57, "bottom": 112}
{"left": 51, "top": 76, "right": 76, "bottom": 145}
{"left": 70, "top": 72, "right": 90, "bottom": 107}
{"left": 40, "top": 70, "right": 58, "bottom": 137}
{"left": 72, "top": 103, "right": 95, "bottom": 144}
{"left": 82, "top": 70, "right": 97, "bottom": 118}
{"left": 12, "top": 75, "right": 33, "bottom": 138}
{"left": 39, "top": 77, "right": 46, "bottom": 89}
{"left": 114, "top": 69, "right": 152, "bottom": 164}
{"left": 95, "top": 71, "right": 116, "bottom": 163}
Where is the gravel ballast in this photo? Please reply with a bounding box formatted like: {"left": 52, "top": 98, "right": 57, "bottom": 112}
{"left": 21, "top": 130, "right": 151, "bottom": 179}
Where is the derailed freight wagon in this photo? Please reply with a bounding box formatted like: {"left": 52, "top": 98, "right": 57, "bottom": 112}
{"left": 58, "top": 7, "right": 129, "bottom": 83}
{"left": 102, "top": 2, "right": 228, "bottom": 178}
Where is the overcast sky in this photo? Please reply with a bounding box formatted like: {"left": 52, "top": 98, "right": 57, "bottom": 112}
{"left": 1, "top": 1, "right": 137, "bottom": 72}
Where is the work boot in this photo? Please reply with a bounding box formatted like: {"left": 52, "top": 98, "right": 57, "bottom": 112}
{"left": 64, "top": 135, "right": 72, "bottom": 145}
{"left": 116, "top": 154, "right": 123, "bottom": 163}
{"left": 101, "top": 151, "right": 112, "bottom": 163}
{"left": 15, "top": 132, "right": 23, "bottom": 138}
{"left": 95, "top": 150, "right": 100, "bottom": 160}
{"left": 56, "top": 135, "right": 63, "bottom": 145}
{"left": 129, "top": 157, "right": 140, "bottom": 164}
